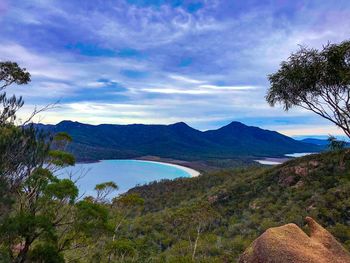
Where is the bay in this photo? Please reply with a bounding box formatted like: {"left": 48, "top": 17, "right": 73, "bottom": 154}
{"left": 58, "top": 160, "right": 194, "bottom": 198}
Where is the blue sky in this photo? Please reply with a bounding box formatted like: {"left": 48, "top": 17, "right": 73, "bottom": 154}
{"left": 1, "top": 0, "right": 350, "bottom": 136}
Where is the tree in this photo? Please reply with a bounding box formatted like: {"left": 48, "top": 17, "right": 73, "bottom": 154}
{"left": 0, "top": 62, "right": 79, "bottom": 262}
{"left": 0, "top": 133, "right": 78, "bottom": 263}
{"left": 167, "top": 202, "right": 219, "bottom": 261}
{"left": 68, "top": 199, "right": 110, "bottom": 261}
{"left": 266, "top": 41, "right": 350, "bottom": 138}
{"left": 328, "top": 135, "right": 346, "bottom": 151}
{"left": 107, "top": 194, "right": 144, "bottom": 262}
{"left": 0, "top": 62, "right": 30, "bottom": 125}
{"left": 94, "top": 181, "right": 118, "bottom": 203}
{"left": 0, "top": 62, "right": 31, "bottom": 219}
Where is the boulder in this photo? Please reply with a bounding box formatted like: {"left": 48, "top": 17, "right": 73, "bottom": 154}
{"left": 239, "top": 217, "right": 350, "bottom": 263}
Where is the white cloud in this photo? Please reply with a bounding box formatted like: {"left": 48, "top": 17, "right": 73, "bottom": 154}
{"left": 141, "top": 88, "right": 211, "bottom": 94}
{"left": 3, "top": 0, "right": 350, "bottom": 136}
{"left": 277, "top": 125, "right": 345, "bottom": 137}
{"left": 168, "top": 75, "right": 206, "bottom": 84}
{"left": 199, "top": 84, "right": 257, "bottom": 90}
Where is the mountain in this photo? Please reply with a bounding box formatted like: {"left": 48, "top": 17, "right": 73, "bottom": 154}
{"left": 301, "top": 138, "right": 329, "bottom": 146}
{"left": 301, "top": 138, "right": 350, "bottom": 149}
{"left": 37, "top": 120, "right": 321, "bottom": 161}
{"left": 204, "top": 121, "right": 318, "bottom": 156}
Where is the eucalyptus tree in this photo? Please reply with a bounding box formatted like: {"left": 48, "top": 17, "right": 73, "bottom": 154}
{"left": 0, "top": 62, "right": 79, "bottom": 262}
{"left": 328, "top": 135, "right": 346, "bottom": 151}
{"left": 0, "top": 62, "right": 31, "bottom": 220}
{"left": 267, "top": 41, "right": 350, "bottom": 138}
{"left": 106, "top": 194, "right": 144, "bottom": 262}
{"left": 0, "top": 61, "right": 133, "bottom": 263}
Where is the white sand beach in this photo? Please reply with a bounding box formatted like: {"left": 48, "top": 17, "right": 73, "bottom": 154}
{"left": 136, "top": 160, "right": 201, "bottom": 177}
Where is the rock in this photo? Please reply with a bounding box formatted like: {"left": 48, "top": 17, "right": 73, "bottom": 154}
{"left": 278, "top": 175, "right": 297, "bottom": 187}
{"left": 294, "top": 165, "right": 309, "bottom": 177}
{"left": 207, "top": 195, "right": 218, "bottom": 204}
{"left": 309, "top": 160, "right": 319, "bottom": 167}
{"left": 239, "top": 217, "right": 350, "bottom": 263}
{"left": 279, "top": 161, "right": 321, "bottom": 187}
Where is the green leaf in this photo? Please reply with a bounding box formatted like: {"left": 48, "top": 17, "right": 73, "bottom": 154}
{"left": 48, "top": 150, "right": 75, "bottom": 166}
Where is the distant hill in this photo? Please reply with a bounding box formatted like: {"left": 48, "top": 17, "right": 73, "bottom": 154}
{"left": 301, "top": 138, "right": 350, "bottom": 149}
{"left": 36, "top": 120, "right": 321, "bottom": 161}
{"left": 300, "top": 138, "right": 329, "bottom": 146}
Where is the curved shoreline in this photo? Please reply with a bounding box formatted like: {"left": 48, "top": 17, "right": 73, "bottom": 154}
{"left": 135, "top": 160, "right": 201, "bottom": 177}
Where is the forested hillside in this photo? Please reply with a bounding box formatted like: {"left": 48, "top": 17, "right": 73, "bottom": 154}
{"left": 36, "top": 120, "right": 320, "bottom": 161}
{"left": 97, "top": 150, "right": 350, "bottom": 262}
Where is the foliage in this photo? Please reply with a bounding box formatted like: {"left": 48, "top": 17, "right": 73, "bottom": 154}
{"left": 0, "top": 62, "right": 80, "bottom": 263}
{"left": 267, "top": 40, "right": 350, "bottom": 138}
{"left": 29, "top": 243, "right": 65, "bottom": 263}
{"left": 97, "top": 151, "right": 350, "bottom": 262}
{"left": 0, "top": 62, "right": 33, "bottom": 221}
{"left": 0, "top": 131, "right": 78, "bottom": 262}
{"left": 48, "top": 150, "right": 76, "bottom": 167}
{"left": 0, "top": 61, "right": 146, "bottom": 263}
{"left": 328, "top": 135, "right": 346, "bottom": 151}
{"left": 2, "top": 60, "right": 350, "bottom": 262}
{"left": 94, "top": 181, "right": 118, "bottom": 203}
{"left": 0, "top": 62, "right": 30, "bottom": 125}
{"left": 0, "top": 62, "right": 30, "bottom": 89}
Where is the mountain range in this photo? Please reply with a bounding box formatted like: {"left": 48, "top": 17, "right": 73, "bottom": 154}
{"left": 300, "top": 138, "right": 330, "bottom": 146}
{"left": 36, "top": 120, "right": 321, "bottom": 161}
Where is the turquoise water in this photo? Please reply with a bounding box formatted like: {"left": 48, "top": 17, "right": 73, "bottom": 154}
{"left": 58, "top": 160, "right": 191, "bottom": 197}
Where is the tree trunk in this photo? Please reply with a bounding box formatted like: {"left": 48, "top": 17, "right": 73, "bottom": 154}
{"left": 107, "top": 217, "right": 125, "bottom": 263}
{"left": 14, "top": 240, "right": 30, "bottom": 263}
{"left": 192, "top": 225, "right": 201, "bottom": 261}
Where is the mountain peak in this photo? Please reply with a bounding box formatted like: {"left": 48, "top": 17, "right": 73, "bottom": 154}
{"left": 170, "top": 122, "right": 189, "bottom": 127}
{"left": 227, "top": 121, "right": 245, "bottom": 127}
{"left": 56, "top": 120, "right": 87, "bottom": 128}
{"left": 219, "top": 121, "right": 247, "bottom": 130}
{"left": 36, "top": 119, "right": 320, "bottom": 160}
{"left": 57, "top": 120, "right": 76, "bottom": 125}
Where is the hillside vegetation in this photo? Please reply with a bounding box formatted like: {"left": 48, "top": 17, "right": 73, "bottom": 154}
{"left": 93, "top": 150, "right": 350, "bottom": 262}
{"left": 36, "top": 120, "right": 320, "bottom": 162}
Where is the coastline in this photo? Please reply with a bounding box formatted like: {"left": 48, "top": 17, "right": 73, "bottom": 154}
{"left": 136, "top": 155, "right": 219, "bottom": 173}
{"left": 135, "top": 159, "right": 201, "bottom": 177}
{"left": 76, "top": 158, "right": 201, "bottom": 177}
{"left": 255, "top": 157, "right": 290, "bottom": 165}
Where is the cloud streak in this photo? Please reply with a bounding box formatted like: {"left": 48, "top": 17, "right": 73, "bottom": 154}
{"left": 1, "top": 0, "right": 350, "bottom": 136}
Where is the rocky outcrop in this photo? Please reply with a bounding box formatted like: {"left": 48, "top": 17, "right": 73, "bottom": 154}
{"left": 239, "top": 217, "right": 350, "bottom": 263}
{"left": 278, "top": 161, "right": 318, "bottom": 187}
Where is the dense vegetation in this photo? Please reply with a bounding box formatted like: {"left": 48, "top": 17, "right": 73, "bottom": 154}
{"left": 0, "top": 77, "right": 347, "bottom": 263}
{"left": 109, "top": 150, "right": 350, "bottom": 262}
{"left": 0, "top": 62, "right": 144, "bottom": 262}
{"left": 17, "top": 149, "right": 345, "bottom": 262}
{"left": 36, "top": 120, "right": 320, "bottom": 162}
{"left": 3, "top": 137, "right": 350, "bottom": 262}
{"left": 2, "top": 40, "right": 350, "bottom": 262}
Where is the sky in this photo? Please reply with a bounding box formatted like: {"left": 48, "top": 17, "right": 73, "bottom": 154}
{"left": 0, "top": 0, "right": 350, "bottom": 137}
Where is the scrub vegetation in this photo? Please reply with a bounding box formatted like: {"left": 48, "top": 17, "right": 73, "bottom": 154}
{"left": 1, "top": 40, "right": 350, "bottom": 262}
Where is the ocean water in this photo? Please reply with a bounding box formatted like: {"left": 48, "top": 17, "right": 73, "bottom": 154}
{"left": 255, "top": 152, "right": 316, "bottom": 166}
{"left": 57, "top": 160, "right": 191, "bottom": 198}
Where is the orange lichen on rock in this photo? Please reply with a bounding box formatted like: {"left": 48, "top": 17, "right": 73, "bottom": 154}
{"left": 239, "top": 217, "right": 350, "bottom": 263}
